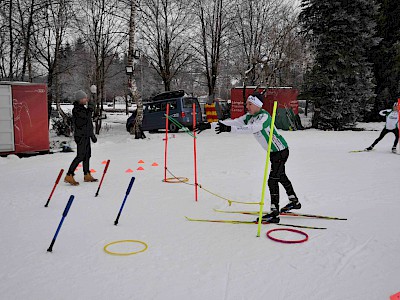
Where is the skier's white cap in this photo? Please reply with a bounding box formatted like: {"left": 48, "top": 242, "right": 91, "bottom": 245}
{"left": 247, "top": 95, "right": 263, "bottom": 108}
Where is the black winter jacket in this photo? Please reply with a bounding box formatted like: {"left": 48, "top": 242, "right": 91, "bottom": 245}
{"left": 72, "top": 101, "right": 95, "bottom": 138}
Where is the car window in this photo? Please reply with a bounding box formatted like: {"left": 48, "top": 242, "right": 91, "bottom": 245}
{"left": 183, "top": 98, "right": 197, "bottom": 108}
{"left": 147, "top": 102, "right": 162, "bottom": 113}
{"left": 168, "top": 100, "right": 177, "bottom": 110}
{"left": 147, "top": 100, "right": 177, "bottom": 112}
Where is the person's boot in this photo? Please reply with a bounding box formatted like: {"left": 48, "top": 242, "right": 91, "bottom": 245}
{"left": 392, "top": 147, "right": 397, "bottom": 153}
{"left": 84, "top": 173, "right": 98, "bottom": 182}
{"left": 256, "top": 208, "right": 280, "bottom": 223}
{"left": 64, "top": 174, "right": 79, "bottom": 186}
{"left": 365, "top": 146, "right": 373, "bottom": 151}
{"left": 281, "top": 196, "right": 301, "bottom": 213}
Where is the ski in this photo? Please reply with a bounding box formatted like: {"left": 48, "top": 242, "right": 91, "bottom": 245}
{"left": 185, "top": 216, "right": 327, "bottom": 230}
{"left": 213, "top": 209, "right": 347, "bottom": 220}
{"left": 349, "top": 149, "right": 372, "bottom": 153}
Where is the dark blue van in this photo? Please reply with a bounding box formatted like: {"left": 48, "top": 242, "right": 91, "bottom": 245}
{"left": 126, "top": 90, "right": 202, "bottom": 133}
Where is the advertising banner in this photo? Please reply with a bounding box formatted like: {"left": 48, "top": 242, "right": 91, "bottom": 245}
{"left": 12, "top": 84, "right": 49, "bottom": 153}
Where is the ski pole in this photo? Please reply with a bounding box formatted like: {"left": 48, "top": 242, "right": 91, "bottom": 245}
{"left": 95, "top": 160, "right": 110, "bottom": 197}
{"left": 114, "top": 177, "right": 136, "bottom": 225}
{"left": 257, "top": 101, "right": 278, "bottom": 237}
{"left": 164, "top": 114, "right": 197, "bottom": 138}
{"left": 164, "top": 104, "right": 169, "bottom": 182}
{"left": 398, "top": 98, "right": 399, "bottom": 148}
{"left": 47, "top": 195, "right": 75, "bottom": 252}
{"left": 193, "top": 103, "right": 198, "bottom": 201}
{"left": 44, "top": 169, "right": 64, "bottom": 207}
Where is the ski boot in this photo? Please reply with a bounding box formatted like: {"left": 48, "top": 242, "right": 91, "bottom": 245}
{"left": 365, "top": 146, "right": 373, "bottom": 151}
{"left": 84, "top": 173, "right": 98, "bottom": 182}
{"left": 280, "top": 196, "right": 301, "bottom": 213}
{"left": 64, "top": 174, "right": 79, "bottom": 186}
{"left": 256, "top": 209, "right": 280, "bottom": 223}
{"left": 392, "top": 147, "right": 397, "bottom": 154}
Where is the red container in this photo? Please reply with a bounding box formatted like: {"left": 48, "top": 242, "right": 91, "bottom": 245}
{"left": 0, "top": 82, "right": 49, "bottom": 155}
{"left": 230, "top": 87, "right": 299, "bottom": 119}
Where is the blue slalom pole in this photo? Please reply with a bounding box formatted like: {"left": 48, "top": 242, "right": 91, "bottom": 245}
{"left": 114, "top": 177, "right": 135, "bottom": 225}
{"left": 47, "top": 195, "right": 75, "bottom": 252}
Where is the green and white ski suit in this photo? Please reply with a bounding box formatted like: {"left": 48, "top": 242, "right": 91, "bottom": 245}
{"left": 220, "top": 109, "right": 297, "bottom": 211}
{"left": 221, "top": 109, "right": 288, "bottom": 152}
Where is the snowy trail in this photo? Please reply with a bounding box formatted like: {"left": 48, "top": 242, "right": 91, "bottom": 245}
{"left": 1, "top": 121, "right": 399, "bottom": 300}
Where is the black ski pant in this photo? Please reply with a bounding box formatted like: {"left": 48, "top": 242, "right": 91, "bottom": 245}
{"left": 268, "top": 148, "right": 297, "bottom": 211}
{"left": 371, "top": 128, "right": 399, "bottom": 148}
{"left": 67, "top": 136, "right": 91, "bottom": 176}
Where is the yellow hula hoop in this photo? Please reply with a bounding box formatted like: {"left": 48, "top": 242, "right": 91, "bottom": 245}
{"left": 104, "top": 240, "right": 148, "bottom": 256}
{"left": 162, "top": 177, "right": 189, "bottom": 183}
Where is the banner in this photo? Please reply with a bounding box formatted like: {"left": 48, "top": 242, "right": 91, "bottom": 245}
{"left": 12, "top": 84, "right": 49, "bottom": 153}
{"left": 230, "top": 87, "right": 299, "bottom": 119}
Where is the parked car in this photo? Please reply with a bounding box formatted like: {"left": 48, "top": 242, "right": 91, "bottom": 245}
{"left": 126, "top": 90, "right": 202, "bottom": 133}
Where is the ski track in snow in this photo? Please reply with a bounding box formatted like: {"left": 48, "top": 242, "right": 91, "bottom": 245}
{"left": 1, "top": 118, "right": 400, "bottom": 300}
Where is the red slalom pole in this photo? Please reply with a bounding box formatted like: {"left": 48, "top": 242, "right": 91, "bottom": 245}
{"left": 44, "top": 169, "right": 64, "bottom": 207}
{"left": 95, "top": 160, "right": 110, "bottom": 197}
{"left": 193, "top": 103, "right": 198, "bottom": 201}
{"left": 164, "top": 104, "right": 170, "bottom": 182}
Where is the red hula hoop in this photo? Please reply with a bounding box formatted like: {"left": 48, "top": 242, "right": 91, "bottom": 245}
{"left": 266, "top": 228, "right": 309, "bottom": 244}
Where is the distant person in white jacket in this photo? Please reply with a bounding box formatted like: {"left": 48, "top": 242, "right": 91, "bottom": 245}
{"left": 366, "top": 102, "right": 399, "bottom": 153}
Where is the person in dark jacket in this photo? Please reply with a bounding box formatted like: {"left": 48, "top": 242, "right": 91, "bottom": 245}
{"left": 64, "top": 90, "right": 98, "bottom": 186}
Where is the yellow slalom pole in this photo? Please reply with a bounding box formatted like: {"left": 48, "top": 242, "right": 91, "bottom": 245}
{"left": 257, "top": 101, "right": 278, "bottom": 237}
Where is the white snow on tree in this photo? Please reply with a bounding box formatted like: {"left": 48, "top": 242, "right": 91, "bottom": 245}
{"left": 300, "top": 0, "right": 380, "bottom": 130}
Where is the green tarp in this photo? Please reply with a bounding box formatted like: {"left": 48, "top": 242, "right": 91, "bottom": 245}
{"left": 274, "top": 107, "right": 303, "bottom": 131}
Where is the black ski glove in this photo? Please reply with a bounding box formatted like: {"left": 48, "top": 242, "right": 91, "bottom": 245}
{"left": 196, "top": 122, "right": 211, "bottom": 134}
{"left": 91, "top": 134, "right": 97, "bottom": 143}
{"left": 215, "top": 121, "right": 231, "bottom": 134}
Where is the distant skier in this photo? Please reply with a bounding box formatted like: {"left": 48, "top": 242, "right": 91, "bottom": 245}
{"left": 196, "top": 93, "right": 300, "bottom": 223}
{"left": 64, "top": 90, "right": 98, "bottom": 186}
{"left": 366, "top": 102, "right": 399, "bottom": 153}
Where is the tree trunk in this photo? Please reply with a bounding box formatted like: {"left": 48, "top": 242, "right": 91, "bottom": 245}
{"left": 128, "top": 0, "right": 145, "bottom": 139}
{"left": 21, "top": 0, "right": 35, "bottom": 81}
{"left": 8, "top": 0, "right": 13, "bottom": 80}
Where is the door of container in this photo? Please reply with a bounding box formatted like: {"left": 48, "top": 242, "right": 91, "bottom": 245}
{"left": 0, "top": 85, "right": 15, "bottom": 152}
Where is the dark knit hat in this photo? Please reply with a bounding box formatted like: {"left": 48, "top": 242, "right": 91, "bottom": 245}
{"left": 252, "top": 92, "right": 264, "bottom": 102}
{"left": 74, "top": 90, "right": 88, "bottom": 102}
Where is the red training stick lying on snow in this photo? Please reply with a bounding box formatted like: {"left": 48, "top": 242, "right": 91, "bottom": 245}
{"left": 95, "top": 160, "right": 110, "bottom": 197}
{"left": 44, "top": 169, "right": 64, "bottom": 207}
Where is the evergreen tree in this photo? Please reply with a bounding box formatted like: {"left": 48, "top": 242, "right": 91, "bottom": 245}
{"left": 300, "top": 0, "right": 379, "bottom": 130}
{"left": 368, "top": 0, "right": 400, "bottom": 120}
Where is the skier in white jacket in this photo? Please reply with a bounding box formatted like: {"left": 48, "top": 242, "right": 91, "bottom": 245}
{"left": 196, "top": 93, "right": 300, "bottom": 223}
{"left": 366, "top": 102, "right": 399, "bottom": 153}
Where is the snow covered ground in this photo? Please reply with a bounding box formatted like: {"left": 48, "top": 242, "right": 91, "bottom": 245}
{"left": 1, "top": 114, "right": 399, "bottom": 300}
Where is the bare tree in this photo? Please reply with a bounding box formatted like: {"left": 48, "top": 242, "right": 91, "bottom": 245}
{"left": 0, "top": 0, "right": 17, "bottom": 80}
{"left": 127, "top": 0, "right": 145, "bottom": 139}
{"left": 0, "top": 2, "right": 9, "bottom": 78}
{"left": 31, "top": 0, "right": 73, "bottom": 122}
{"left": 231, "top": 0, "right": 300, "bottom": 86}
{"left": 140, "top": 0, "right": 193, "bottom": 91}
{"left": 191, "top": 0, "right": 233, "bottom": 103}
{"left": 15, "top": 0, "right": 43, "bottom": 82}
{"left": 76, "top": 0, "right": 127, "bottom": 133}
{"left": 0, "top": 0, "right": 39, "bottom": 80}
